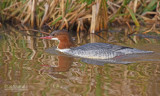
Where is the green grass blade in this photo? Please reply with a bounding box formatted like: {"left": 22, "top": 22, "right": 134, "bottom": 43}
{"left": 143, "top": 0, "right": 157, "bottom": 13}
{"left": 51, "top": 16, "right": 62, "bottom": 26}
{"left": 65, "top": 0, "right": 69, "bottom": 13}
{"left": 126, "top": 6, "right": 140, "bottom": 27}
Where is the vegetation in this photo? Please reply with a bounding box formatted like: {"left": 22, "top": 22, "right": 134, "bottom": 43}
{"left": 0, "top": 0, "right": 159, "bottom": 33}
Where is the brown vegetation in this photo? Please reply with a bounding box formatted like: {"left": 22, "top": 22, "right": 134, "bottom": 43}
{"left": 0, "top": 0, "right": 160, "bottom": 34}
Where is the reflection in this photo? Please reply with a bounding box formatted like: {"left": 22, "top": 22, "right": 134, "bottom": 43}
{"left": 81, "top": 58, "right": 131, "bottom": 65}
{"left": 131, "top": 34, "right": 160, "bottom": 40}
{"left": 47, "top": 55, "right": 73, "bottom": 79}
{"left": 40, "top": 54, "right": 73, "bottom": 79}
{"left": 82, "top": 52, "right": 160, "bottom": 65}
{"left": 52, "top": 55, "right": 73, "bottom": 72}
{"left": 4, "top": 84, "right": 28, "bottom": 92}
{"left": 128, "top": 33, "right": 160, "bottom": 44}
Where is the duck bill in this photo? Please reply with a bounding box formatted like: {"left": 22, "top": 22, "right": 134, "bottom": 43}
{"left": 40, "top": 36, "right": 52, "bottom": 39}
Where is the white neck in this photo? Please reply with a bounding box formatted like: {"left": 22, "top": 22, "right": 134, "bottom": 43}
{"left": 56, "top": 48, "right": 70, "bottom": 52}
{"left": 51, "top": 38, "right": 59, "bottom": 40}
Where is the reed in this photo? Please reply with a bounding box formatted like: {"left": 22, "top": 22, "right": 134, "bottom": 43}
{"left": 0, "top": 0, "right": 159, "bottom": 34}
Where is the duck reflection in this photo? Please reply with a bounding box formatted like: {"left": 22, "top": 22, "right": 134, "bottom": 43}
{"left": 47, "top": 55, "right": 73, "bottom": 79}
{"left": 52, "top": 55, "right": 73, "bottom": 72}
{"left": 40, "top": 49, "right": 73, "bottom": 79}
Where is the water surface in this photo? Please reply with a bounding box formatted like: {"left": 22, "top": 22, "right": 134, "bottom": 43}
{"left": 0, "top": 26, "right": 160, "bottom": 96}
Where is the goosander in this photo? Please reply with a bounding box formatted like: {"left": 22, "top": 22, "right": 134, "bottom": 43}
{"left": 40, "top": 30, "right": 153, "bottom": 59}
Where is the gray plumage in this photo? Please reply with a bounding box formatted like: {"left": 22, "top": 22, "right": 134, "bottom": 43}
{"left": 63, "top": 43, "right": 153, "bottom": 59}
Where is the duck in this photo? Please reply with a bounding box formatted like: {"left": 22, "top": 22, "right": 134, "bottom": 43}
{"left": 40, "top": 30, "right": 153, "bottom": 59}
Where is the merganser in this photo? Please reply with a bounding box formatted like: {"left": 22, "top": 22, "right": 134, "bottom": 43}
{"left": 40, "top": 30, "right": 153, "bottom": 59}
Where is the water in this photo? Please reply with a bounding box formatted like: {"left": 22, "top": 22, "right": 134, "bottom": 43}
{"left": 0, "top": 26, "right": 160, "bottom": 96}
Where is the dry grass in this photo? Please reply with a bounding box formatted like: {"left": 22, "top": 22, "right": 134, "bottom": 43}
{"left": 0, "top": 0, "right": 159, "bottom": 34}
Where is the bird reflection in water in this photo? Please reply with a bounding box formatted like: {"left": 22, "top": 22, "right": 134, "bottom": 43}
{"left": 39, "top": 55, "right": 73, "bottom": 79}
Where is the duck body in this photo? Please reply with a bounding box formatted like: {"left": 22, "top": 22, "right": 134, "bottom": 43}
{"left": 40, "top": 30, "right": 153, "bottom": 59}
{"left": 57, "top": 43, "right": 152, "bottom": 59}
